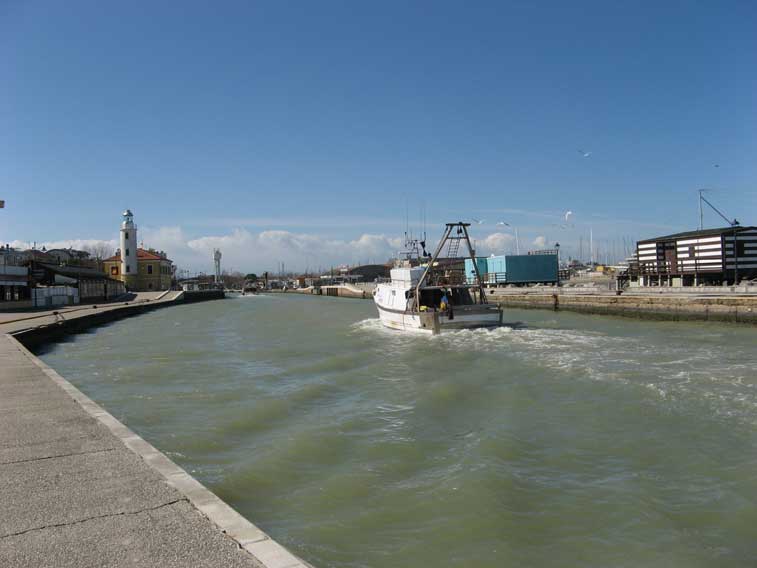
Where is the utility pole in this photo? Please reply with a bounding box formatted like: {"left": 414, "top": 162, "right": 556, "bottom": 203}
{"left": 698, "top": 189, "right": 704, "bottom": 230}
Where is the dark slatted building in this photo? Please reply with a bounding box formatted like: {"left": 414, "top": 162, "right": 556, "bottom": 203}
{"left": 636, "top": 226, "right": 757, "bottom": 286}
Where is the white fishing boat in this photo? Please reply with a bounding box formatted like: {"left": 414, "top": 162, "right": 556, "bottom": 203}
{"left": 373, "top": 222, "right": 502, "bottom": 334}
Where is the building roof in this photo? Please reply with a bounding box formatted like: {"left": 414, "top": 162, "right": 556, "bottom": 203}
{"left": 37, "top": 263, "right": 120, "bottom": 281}
{"left": 638, "top": 226, "right": 757, "bottom": 244}
{"left": 104, "top": 248, "right": 171, "bottom": 262}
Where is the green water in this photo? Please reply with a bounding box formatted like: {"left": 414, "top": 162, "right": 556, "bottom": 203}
{"left": 40, "top": 294, "right": 757, "bottom": 567}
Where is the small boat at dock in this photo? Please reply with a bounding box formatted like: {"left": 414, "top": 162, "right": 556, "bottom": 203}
{"left": 373, "top": 222, "right": 503, "bottom": 333}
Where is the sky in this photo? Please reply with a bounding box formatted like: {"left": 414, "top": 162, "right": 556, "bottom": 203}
{"left": 2, "top": 0, "right": 756, "bottom": 273}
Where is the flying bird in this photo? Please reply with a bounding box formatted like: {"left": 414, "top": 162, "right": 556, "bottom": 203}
{"left": 578, "top": 149, "right": 592, "bottom": 158}
{"left": 470, "top": 218, "right": 485, "bottom": 225}
{"left": 714, "top": 164, "right": 720, "bottom": 168}
{"left": 564, "top": 210, "right": 573, "bottom": 223}
{"left": 496, "top": 221, "right": 510, "bottom": 227}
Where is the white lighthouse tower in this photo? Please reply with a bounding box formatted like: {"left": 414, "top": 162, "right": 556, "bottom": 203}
{"left": 120, "top": 209, "right": 138, "bottom": 286}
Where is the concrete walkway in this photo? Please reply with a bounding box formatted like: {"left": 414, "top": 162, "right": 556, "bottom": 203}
{"left": 0, "top": 300, "right": 311, "bottom": 568}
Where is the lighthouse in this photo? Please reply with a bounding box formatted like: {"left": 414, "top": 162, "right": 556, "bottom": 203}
{"left": 120, "top": 209, "right": 138, "bottom": 287}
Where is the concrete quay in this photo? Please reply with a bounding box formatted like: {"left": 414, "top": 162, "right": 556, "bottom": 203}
{"left": 1, "top": 293, "right": 312, "bottom": 568}
{"left": 486, "top": 289, "right": 757, "bottom": 324}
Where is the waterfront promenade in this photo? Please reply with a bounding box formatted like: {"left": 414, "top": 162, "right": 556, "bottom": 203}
{"left": 0, "top": 296, "right": 311, "bottom": 568}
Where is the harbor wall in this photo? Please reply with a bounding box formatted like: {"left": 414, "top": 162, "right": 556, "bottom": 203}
{"left": 281, "top": 284, "right": 375, "bottom": 299}
{"left": 490, "top": 293, "right": 757, "bottom": 324}
{"left": 182, "top": 289, "right": 226, "bottom": 303}
{"left": 14, "top": 290, "right": 225, "bottom": 352}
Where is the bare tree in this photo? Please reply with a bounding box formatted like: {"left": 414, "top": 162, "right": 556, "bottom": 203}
{"left": 82, "top": 242, "right": 114, "bottom": 261}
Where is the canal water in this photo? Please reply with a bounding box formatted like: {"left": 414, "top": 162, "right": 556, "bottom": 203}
{"left": 41, "top": 294, "right": 757, "bottom": 567}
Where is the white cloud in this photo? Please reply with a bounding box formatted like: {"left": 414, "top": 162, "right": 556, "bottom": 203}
{"left": 140, "top": 226, "right": 189, "bottom": 252}
{"left": 532, "top": 235, "right": 547, "bottom": 248}
{"left": 8, "top": 238, "right": 118, "bottom": 252}
{"left": 178, "top": 228, "right": 402, "bottom": 272}
{"left": 480, "top": 232, "right": 515, "bottom": 254}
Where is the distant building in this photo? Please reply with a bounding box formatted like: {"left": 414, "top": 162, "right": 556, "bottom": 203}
{"left": 33, "top": 263, "right": 125, "bottom": 303}
{"left": 0, "top": 264, "right": 30, "bottom": 306}
{"left": 636, "top": 226, "right": 757, "bottom": 286}
{"left": 347, "top": 264, "right": 391, "bottom": 282}
{"left": 102, "top": 210, "right": 173, "bottom": 291}
{"left": 46, "top": 248, "right": 93, "bottom": 267}
{"left": 178, "top": 274, "right": 219, "bottom": 291}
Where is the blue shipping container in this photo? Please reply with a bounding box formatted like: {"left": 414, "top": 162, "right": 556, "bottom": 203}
{"left": 486, "top": 255, "right": 507, "bottom": 284}
{"left": 464, "top": 257, "right": 488, "bottom": 283}
{"left": 504, "top": 254, "right": 558, "bottom": 284}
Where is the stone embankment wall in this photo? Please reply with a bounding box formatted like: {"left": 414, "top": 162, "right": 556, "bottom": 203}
{"left": 16, "top": 290, "right": 225, "bottom": 351}
{"left": 491, "top": 293, "right": 757, "bottom": 324}
{"left": 286, "top": 285, "right": 375, "bottom": 299}
{"left": 183, "top": 289, "right": 225, "bottom": 303}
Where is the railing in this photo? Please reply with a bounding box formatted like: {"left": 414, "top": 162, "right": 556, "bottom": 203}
{"left": 638, "top": 258, "right": 724, "bottom": 275}
{"left": 426, "top": 268, "right": 468, "bottom": 287}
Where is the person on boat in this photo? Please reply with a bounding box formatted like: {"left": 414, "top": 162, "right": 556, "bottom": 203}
{"left": 440, "top": 290, "right": 449, "bottom": 311}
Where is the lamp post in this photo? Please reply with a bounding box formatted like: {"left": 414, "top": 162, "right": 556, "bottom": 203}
{"left": 498, "top": 222, "right": 520, "bottom": 254}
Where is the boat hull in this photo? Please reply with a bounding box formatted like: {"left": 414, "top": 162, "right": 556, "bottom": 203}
{"left": 375, "top": 303, "right": 502, "bottom": 334}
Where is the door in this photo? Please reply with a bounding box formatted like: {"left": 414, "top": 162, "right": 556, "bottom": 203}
{"left": 664, "top": 241, "right": 677, "bottom": 273}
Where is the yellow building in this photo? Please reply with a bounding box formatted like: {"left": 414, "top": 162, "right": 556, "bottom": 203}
{"left": 103, "top": 248, "right": 173, "bottom": 292}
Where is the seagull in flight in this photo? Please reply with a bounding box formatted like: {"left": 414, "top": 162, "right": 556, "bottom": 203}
{"left": 496, "top": 221, "right": 510, "bottom": 227}
{"left": 578, "top": 149, "right": 592, "bottom": 158}
{"left": 470, "top": 218, "right": 485, "bottom": 225}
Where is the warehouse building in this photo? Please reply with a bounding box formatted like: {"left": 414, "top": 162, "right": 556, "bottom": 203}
{"left": 636, "top": 226, "right": 757, "bottom": 286}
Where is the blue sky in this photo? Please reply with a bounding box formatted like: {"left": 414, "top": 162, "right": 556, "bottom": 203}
{"left": 2, "top": 0, "right": 756, "bottom": 271}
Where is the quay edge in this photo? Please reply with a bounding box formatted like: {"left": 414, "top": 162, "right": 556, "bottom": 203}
{"left": 488, "top": 292, "right": 757, "bottom": 324}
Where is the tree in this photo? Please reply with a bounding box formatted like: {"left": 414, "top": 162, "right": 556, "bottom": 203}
{"left": 244, "top": 273, "right": 258, "bottom": 282}
{"left": 82, "top": 242, "right": 114, "bottom": 260}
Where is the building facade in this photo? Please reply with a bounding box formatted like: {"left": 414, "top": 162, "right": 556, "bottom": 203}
{"left": 636, "top": 226, "right": 757, "bottom": 286}
{"left": 103, "top": 248, "right": 173, "bottom": 291}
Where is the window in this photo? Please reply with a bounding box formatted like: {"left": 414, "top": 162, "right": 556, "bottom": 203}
{"left": 125, "top": 232, "right": 129, "bottom": 239}
{"left": 111, "top": 266, "right": 119, "bottom": 276}
{"left": 125, "top": 248, "right": 129, "bottom": 256}
{"left": 147, "top": 264, "right": 153, "bottom": 274}
{"left": 737, "top": 241, "right": 746, "bottom": 256}
{"left": 126, "top": 265, "right": 130, "bottom": 273}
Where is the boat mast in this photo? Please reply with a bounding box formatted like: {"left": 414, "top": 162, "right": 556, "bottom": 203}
{"left": 460, "top": 223, "right": 488, "bottom": 305}
{"left": 413, "top": 222, "right": 488, "bottom": 310}
{"left": 413, "top": 224, "right": 453, "bottom": 310}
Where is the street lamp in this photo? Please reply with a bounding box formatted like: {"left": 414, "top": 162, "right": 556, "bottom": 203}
{"left": 497, "top": 221, "right": 520, "bottom": 254}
